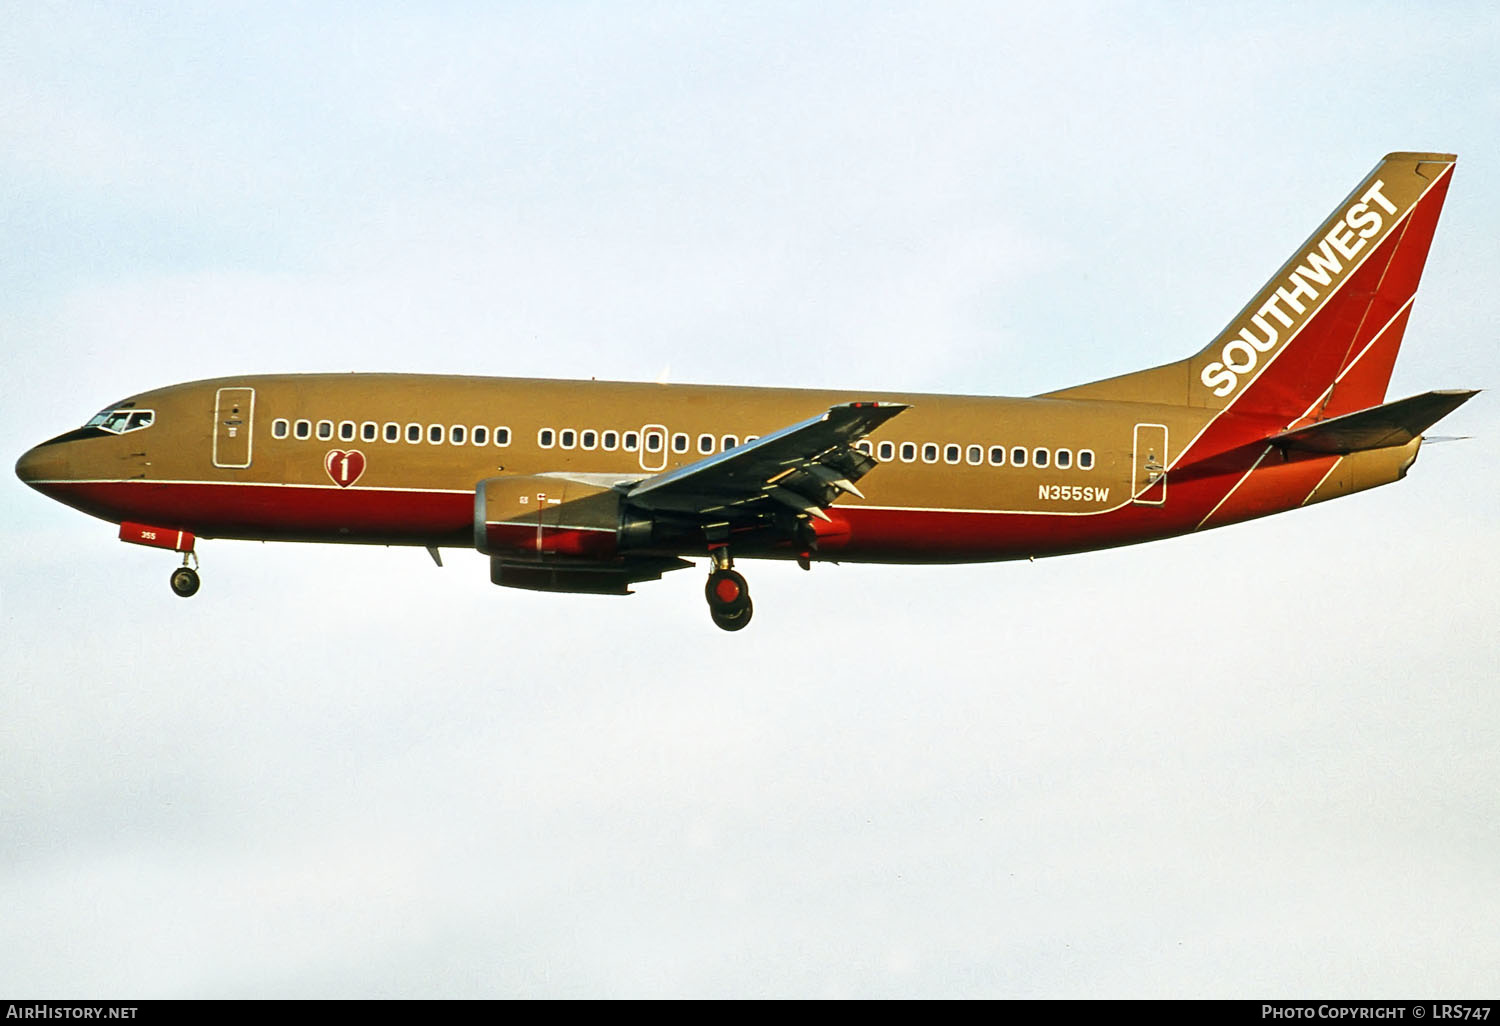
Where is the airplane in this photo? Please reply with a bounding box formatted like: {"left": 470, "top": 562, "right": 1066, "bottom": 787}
{"left": 14, "top": 151, "right": 1477, "bottom": 631}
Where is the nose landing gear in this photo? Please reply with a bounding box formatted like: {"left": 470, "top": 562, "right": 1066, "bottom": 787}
{"left": 117, "top": 522, "right": 201, "bottom": 598}
{"left": 705, "top": 546, "right": 752, "bottom": 631}
{"left": 170, "top": 565, "right": 201, "bottom": 597}
{"left": 169, "top": 551, "right": 200, "bottom": 598}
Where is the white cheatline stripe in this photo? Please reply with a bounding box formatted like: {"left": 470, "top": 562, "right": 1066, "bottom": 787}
{"left": 42, "top": 474, "right": 1134, "bottom": 519}
{"left": 837, "top": 502, "right": 1116, "bottom": 518}
{"left": 29, "top": 477, "right": 475, "bottom": 495}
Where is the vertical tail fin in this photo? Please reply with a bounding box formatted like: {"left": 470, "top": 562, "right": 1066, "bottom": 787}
{"left": 1046, "top": 153, "right": 1456, "bottom": 421}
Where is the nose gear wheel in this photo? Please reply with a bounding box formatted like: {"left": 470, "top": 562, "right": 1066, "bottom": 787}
{"left": 170, "top": 565, "right": 201, "bottom": 597}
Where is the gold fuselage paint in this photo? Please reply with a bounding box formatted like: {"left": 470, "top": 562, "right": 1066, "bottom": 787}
{"left": 25, "top": 373, "right": 1233, "bottom": 556}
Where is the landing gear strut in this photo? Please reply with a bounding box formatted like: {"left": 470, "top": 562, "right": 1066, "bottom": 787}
{"left": 169, "top": 552, "right": 200, "bottom": 598}
{"left": 705, "top": 546, "right": 752, "bottom": 631}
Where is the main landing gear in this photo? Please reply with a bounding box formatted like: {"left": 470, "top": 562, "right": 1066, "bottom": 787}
{"left": 705, "top": 547, "right": 752, "bottom": 632}
{"left": 169, "top": 553, "right": 201, "bottom": 598}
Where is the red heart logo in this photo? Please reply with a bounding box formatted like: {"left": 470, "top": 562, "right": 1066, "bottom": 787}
{"left": 324, "top": 449, "right": 366, "bottom": 487}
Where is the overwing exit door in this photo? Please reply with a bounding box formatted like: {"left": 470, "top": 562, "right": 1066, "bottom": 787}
{"left": 639, "top": 424, "right": 668, "bottom": 472}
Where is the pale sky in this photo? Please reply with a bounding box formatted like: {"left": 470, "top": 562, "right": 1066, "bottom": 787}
{"left": 3, "top": 1, "right": 1498, "bottom": 998}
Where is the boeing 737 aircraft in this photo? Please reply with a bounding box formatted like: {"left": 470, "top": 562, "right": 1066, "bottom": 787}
{"left": 15, "top": 152, "right": 1476, "bottom": 630}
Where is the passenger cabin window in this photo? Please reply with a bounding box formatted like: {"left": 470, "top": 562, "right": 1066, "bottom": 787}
{"left": 295, "top": 420, "right": 312, "bottom": 440}
{"left": 603, "top": 431, "right": 619, "bottom": 451}
{"left": 406, "top": 423, "right": 422, "bottom": 443}
{"left": 624, "top": 432, "right": 640, "bottom": 452}
{"left": 272, "top": 418, "right": 290, "bottom": 439}
{"left": 362, "top": 422, "right": 378, "bottom": 442}
{"left": 1056, "top": 449, "right": 1072, "bottom": 469}
{"left": 1078, "top": 449, "right": 1095, "bottom": 470}
{"left": 922, "top": 443, "right": 939, "bottom": 464}
{"left": 384, "top": 422, "right": 400, "bottom": 443}
{"left": 428, "top": 424, "right": 444, "bottom": 444}
{"left": 855, "top": 440, "right": 872, "bottom": 456}
{"left": 582, "top": 430, "right": 597, "bottom": 450}
{"left": 560, "top": 429, "right": 576, "bottom": 449}
{"left": 1033, "top": 448, "right": 1050, "bottom": 469}
{"left": 339, "top": 421, "right": 356, "bottom": 441}
{"left": 698, "top": 433, "right": 714, "bottom": 454}
{"left": 538, "top": 428, "right": 555, "bottom": 449}
{"left": 1011, "top": 446, "right": 1027, "bottom": 467}
{"left": 877, "top": 441, "right": 895, "bottom": 462}
{"left": 671, "top": 433, "right": 689, "bottom": 454}
{"left": 900, "top": 442, "right": 917, "bottom": 463}
{"left": 645, "top": 433, "right": 663, "bottom": 453}
{"left": 967, "top": 445, "right": 984, "bottom": 466}
{"left": 317, "top": 420, "right": 334, "bottom": 440}
{"left": 722, "top": 435, "right": 739, "bottom": 451}
{"left": 989, "top": 446, "right": 1006, "bottom": 466}
{"left": 450, "top": 425, "right": 466, "bottom": 445}
{"left": 495, "top": 427, "right": 511, "bottom": 447}
{"left": 472, "top": 426, "right": 489, "bottom": 446}
{"left": 944, "top": 444, "right": 960, "bottom": 464}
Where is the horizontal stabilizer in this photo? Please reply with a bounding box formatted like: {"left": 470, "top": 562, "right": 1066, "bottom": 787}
{"left": 1270, "top": 389, "right": 1478, "bottom": 454}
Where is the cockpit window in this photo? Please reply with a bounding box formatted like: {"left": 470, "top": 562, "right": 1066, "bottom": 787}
{"left": 87, "top": 407, "right": 156, "bottom": 435}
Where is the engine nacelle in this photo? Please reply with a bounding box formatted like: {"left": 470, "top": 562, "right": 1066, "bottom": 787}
{"left": 474, "top": 475, "right": 653, "bottom": 559}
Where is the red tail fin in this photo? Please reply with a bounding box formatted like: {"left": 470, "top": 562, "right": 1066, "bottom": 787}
{"left": 1228, "top": 153, "right": 1455, "bottom": 424}
{"left": 1046, "top": 153, "right": 1456, "bottom": 423}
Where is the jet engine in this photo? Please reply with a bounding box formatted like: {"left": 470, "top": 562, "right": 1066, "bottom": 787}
{"left": 473, "top": 475, "right": 655, "bottom": 560}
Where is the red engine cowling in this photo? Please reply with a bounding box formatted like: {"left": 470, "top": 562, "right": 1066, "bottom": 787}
{"left": 473, "top": 476, "right": 653, "bottom": 559}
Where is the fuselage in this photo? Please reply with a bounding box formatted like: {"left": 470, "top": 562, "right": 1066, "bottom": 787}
{"left": 14, "top": 372, "right": 1414, "bottom": 566}
{"left": 10, "top": 153, "right": 1465, "bottom": 631}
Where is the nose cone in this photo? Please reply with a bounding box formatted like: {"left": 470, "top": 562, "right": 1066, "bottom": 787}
{"left": 15, "top": 443, "right": 63, "bottom": 491}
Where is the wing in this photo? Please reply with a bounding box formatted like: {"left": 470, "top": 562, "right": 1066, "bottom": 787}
{"left": 626, "top": 401, "right": 909, "bottom": 522}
